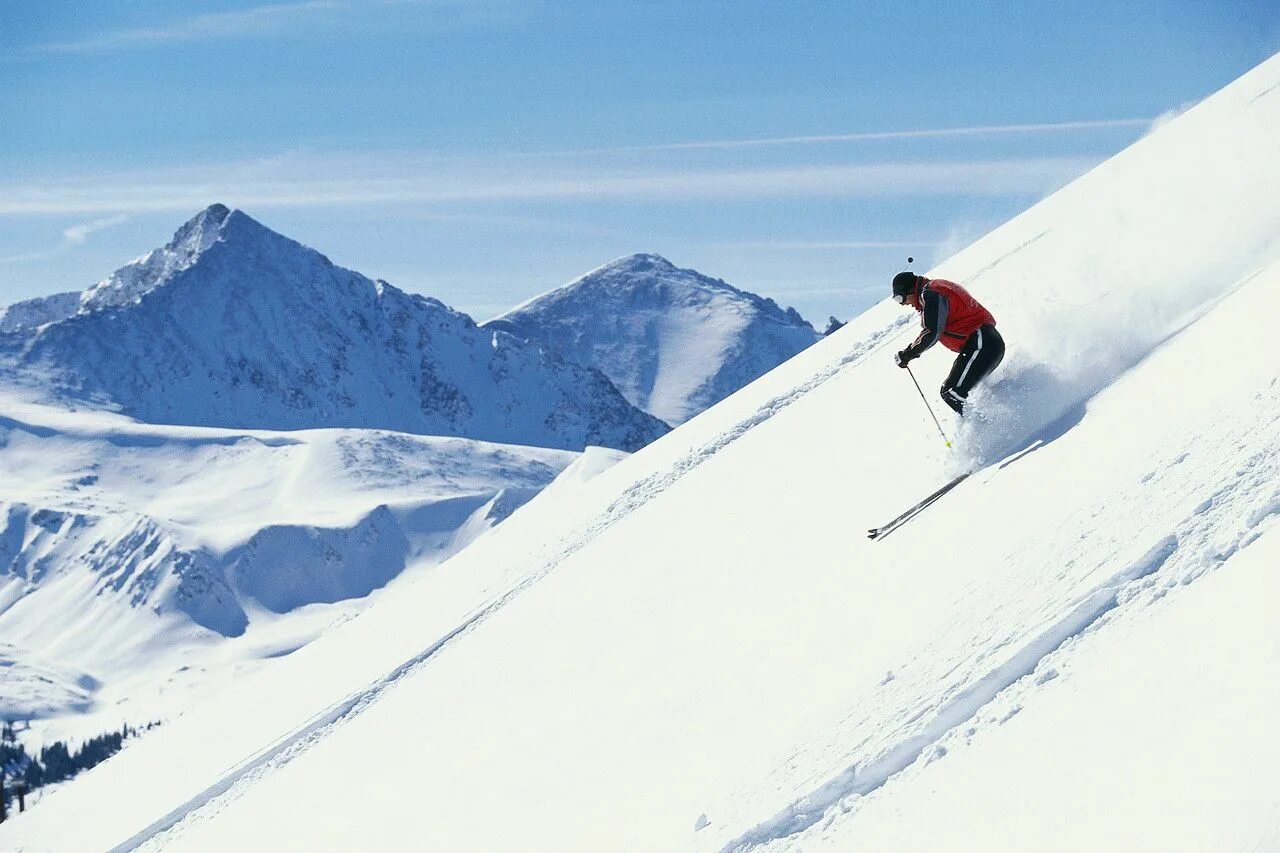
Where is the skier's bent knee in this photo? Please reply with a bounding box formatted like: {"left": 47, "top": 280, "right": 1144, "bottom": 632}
{"left": 940, "top": 386, "right": 966, "bottom": 415}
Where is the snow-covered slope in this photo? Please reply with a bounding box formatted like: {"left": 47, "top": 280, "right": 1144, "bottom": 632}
{"left": 0, "top": 206, "right": 668, "bottom": 452}
{"left": 7, "top": 53, "right": 1280, "bottom": 853}
{"left": 485, "top": 254, "right": 820, "bottom": 424}
{"left": 0, "top": 291, "right": 80, "bottom": 334}
{"left": 0, "top": 389, "right": 580, "bottom": 749}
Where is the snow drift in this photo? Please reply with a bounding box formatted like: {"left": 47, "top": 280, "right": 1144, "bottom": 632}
{"left": 6, "top": 53, "right": 1280, "bottom": 853}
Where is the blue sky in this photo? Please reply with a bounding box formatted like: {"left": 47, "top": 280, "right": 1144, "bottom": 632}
{"left": 2, "top": 1, "right": 1277, "bottom": 323}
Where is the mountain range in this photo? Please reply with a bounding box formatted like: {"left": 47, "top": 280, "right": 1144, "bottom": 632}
{"left": 1, "top": 208, "right": 825, "bottom": 444}
{"left": 0, "top": 204, "right": 668, "bottom": 453}
{"left": 0, "top": 203, "right": 825, "bottom": 761}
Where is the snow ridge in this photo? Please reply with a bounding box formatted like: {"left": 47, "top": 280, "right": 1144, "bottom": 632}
{"left": 0, "top": 292, "right": 81, "bottom": 334}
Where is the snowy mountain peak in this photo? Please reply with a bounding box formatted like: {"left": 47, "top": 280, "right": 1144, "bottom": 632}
{"left": 603, "top": 252, "right": 678, "bottom": 274}
{"left": 76, "top": 204, "right": 325, "bottom": 316}
{"left": 485, "top": 254, "right": 820, "bottom": 424}
{"left": 80, "top": 202, "right": 240, "bottom": 311}
{"left": 573, "top": 252, "right": 810, "bottom": 328}
{"left": 1, "top": 205, "right": 245, "bottom": 331}
{"left": 170, "top": 202, "right": 232, "bottom": 253}
{"left": 563, "top": 252, "right": 738, "bottom": 300}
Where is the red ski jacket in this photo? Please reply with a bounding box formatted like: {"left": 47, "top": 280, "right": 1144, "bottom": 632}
{"left": 907, "top": 278, "right": 996, "bottom": 353}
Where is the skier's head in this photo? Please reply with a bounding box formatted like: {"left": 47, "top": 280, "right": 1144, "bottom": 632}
{"left": 892, "top": 271, "right": 919, "bottom": 305}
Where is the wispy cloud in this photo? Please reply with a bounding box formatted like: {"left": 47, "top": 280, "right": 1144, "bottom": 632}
{"left": 0, "top": 214, "right": 132, "bottom": 266}
{"left": 31, "top": 0, "right": 521, "bottom": 54}
{"left": 0, "top": 155, "right": 1101, "bottom": 215}
{"left": 561, "top": 119, "right": 1153, "bottom": 155}
{"left": 0, "top": 251, "right": 54, "bottom": 265}
{"left": 717, "top": 240, "right": 942, "bottom": 250}
{"left": 62, "top": 214, "right": 130, "bottom": 244}
{"left": 35, "top": 1, "right": 347, "bottom": 54}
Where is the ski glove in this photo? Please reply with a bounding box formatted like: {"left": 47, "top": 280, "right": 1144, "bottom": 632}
{"left": 894, "top": 349, "right": 915, "bottom": 368}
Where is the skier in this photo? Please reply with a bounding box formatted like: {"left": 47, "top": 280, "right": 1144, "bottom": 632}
{"left": 891, "top": 272, "right": 1004, "bottom": 415}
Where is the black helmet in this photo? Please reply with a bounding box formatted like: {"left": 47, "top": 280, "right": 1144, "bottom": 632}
{"left": 892, "top": 271, "right": 918, "bottom": 303}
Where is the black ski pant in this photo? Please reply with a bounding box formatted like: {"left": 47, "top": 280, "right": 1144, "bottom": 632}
{"left": 940, "top": 324, "right": 1004, "bottom": 412}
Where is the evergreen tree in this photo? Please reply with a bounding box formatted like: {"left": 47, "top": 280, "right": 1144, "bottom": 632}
{"left": 0, "top": 719, "right": 160, "bottom": 816}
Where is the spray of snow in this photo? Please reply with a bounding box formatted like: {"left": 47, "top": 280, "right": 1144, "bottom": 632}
{"left": 1144, "top": 100, "right": 1199, "bottom": 137}
{"left": 942, "top": 68, "right": 1280, "bottom": 469}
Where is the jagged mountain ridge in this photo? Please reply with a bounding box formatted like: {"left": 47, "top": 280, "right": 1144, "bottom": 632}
{"left": 484, "top": 253, "right": 821, "bottom": 424}
{"left": 0, "top": 205, "right": 236, "bottom": 333}
{"left": 0, "top": 206, "right": 668, "bottom": 452}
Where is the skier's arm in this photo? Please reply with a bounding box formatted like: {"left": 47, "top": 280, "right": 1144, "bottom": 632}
{"left": 902, "top": 290, "right": 948, "bottom": 359}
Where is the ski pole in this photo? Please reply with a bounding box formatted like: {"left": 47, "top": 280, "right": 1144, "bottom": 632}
{"left": 905, "top": 365, "right": 952, "bottom": 449}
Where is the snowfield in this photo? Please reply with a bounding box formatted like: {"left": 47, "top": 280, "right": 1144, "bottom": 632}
{"left": 5, "top": 51, "right": 1280, "bottom": 853}
{"left": 0, "top": 390, "right": 585, "bottom": 750}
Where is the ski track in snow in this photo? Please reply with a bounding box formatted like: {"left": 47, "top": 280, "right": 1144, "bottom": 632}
{"left": 1247, "top": 80, "right": 1280, "bottom": 104}
{"left": 117, "top": 315, "right": 913, "bottom": 851}
{"left": 116, "top": 601, "right": 495, "bottom": 852}
{"left": 718, "top": 403, "right": 1280, "bottom": 852}
{"left": 957, "top": 229, "right": 1049, "bottom": 285}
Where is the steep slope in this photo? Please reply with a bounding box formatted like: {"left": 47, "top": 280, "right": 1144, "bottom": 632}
{"left": 6, "top": 53, "right": 1280, "bottom": 853}
{"left": 771, "top": 524, "right": 1280, "bottom": 853}
{"left": 0, "top": 207, "right": 668, "bottom": 452}
{"left": 484, "top": 254, "right": 820, "bottom": 424}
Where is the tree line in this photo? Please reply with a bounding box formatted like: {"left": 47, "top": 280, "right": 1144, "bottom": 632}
{"left": 1, "top": 720, "right": 159, "bottom": 821}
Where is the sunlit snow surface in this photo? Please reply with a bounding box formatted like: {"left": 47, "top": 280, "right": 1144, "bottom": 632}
{"left": 6, "top": 53, "right": 1280, "bottom": 853}
{"left": 0, "top": 389, "right": 583, "bottom": 749}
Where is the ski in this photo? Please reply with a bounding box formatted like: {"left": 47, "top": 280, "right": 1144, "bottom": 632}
{"left": 867, "top": 472, "right": 971, "bottom": 541}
